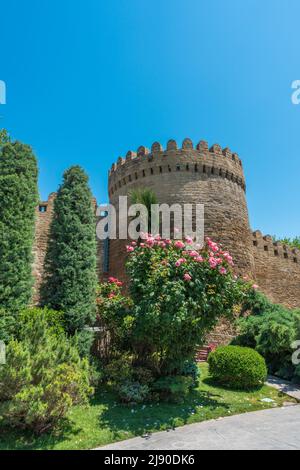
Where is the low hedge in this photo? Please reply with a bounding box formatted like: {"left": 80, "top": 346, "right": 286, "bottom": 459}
{"left": 208, "top": 346, "right": 267, "bottom": 390}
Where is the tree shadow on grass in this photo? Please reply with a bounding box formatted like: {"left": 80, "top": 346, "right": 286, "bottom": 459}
{"left": 0, "top": 419, "right": 81, "bottom": 450}
{"left": 203, "top": 376, "right": 264, "bottom": 393}
{"left": 98, "top": 385, "right": 230, "bottom": 442}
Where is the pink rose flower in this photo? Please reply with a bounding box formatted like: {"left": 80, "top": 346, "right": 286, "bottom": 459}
{"left": 175, "top": 257, "right": 186, "bottom": 267}
{"left": 184, "top": 273, "right": 192, "bottom": 281}
{"left": 146, "top": 237, "right": 155, "bottom": 247}
{"left": 252, "top": 284, "right": 259, "bottom": 290}
{"left": 209, "top": 257, "right": 218, "bottom": 268}
{"left": 219, "top": 267, "right": 227, "bottom": 275}
{"left": 126, "top": 245, "right": 134, "bottom": 253}
{"left": 174, "top": 241, "right": 185, "bottom": 249}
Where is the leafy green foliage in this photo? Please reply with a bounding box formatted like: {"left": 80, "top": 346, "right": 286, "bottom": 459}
{"left": 18, "top": 307, "right": 65, "bottom": 337}
{"left": 129, "top": 188, "right": 158, "bottom": 233}
{"left": 95, "top": 278, "right": 133, "bottom": 361}
{"left": 0, "top": 129, "right": 10, "bottom": 147}
{"left": 235, "top": 291, "right": 300, "bottom": 383}
{"left": 126, "top": 236, "right": 249, "bottom": 376}
{"left": 0, "top": 310, "right": 16, "bottom": 344}
{"left": 0, "top": 307, "right": 64, "bottom": 345}
{"left": 104, "top": 356, "right": 133, "bottom": 386}
{"left": 42, "top": 166, "right": 97, "bottom": 339}
{"left": 208, "top": 346, "right": 267, "bottom": 390}
{"left": 118, "top": 382, "right": 150, "bottom": 404}
{"left": 153, "top": 376, "right": 194, "bottom": 402}
{"left": 0, "top": 138, "right": 39, "bottom": 311}
{"left": 0, "top": 311, "right": 93, "bottom": 434}
{"left": 181, "top": 360, "right": 201, "bottom": 387}
{"left": 273, "top": 236, "right": 300, "bottom": 250}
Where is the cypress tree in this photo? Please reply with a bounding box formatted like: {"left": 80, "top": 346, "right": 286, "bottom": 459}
{"left": 42, "top": 166, "right": 97, "bottom": 336}
{"left": 0, "top": 133, "right": 39, "bottom": 311}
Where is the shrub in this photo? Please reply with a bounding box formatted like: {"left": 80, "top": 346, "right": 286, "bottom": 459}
{"left": 104, "top": 356, "right": 133, "bottom": 386}
{"left": 153, "top": 376, "right": 194, "bottom": 402}
{"left": 0, "top": 309, "right": 16, "bottom": 344}
{"left": 42, "top": 166, "right": 97, "bottom": 339}
{"left": 208, "top": 346, "right": 267, "bottom": 390}
{"left": 0, "top": 313, "right": 93, "bottom": 434}
{"left": 18, "top": 307, "right": 65, "bottom": 338}
{"left": 235, "top": 291, "right": 300, "bottom": 382}
{"left": 95, "top": 278, "right": 133, "bottom": 361}
{"left": 181, "top": 360, "right": 201, "bottom": 387}
{"left": 118, "top": 382, "right": 150, "bottom": 404}
{"left": 126, "top": 235, "right": 249, "bottom": 376}
{"left": 0, "top": 138, "right": 39, "bottom": 311}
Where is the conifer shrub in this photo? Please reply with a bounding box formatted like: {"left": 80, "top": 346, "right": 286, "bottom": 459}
{"left": 0, "top": 311, "right": 93, "bottom": 434}
{"left": 0, "top": 134, "right": 39, "bottom": 311}
{"left": 42, "top": 166, "right": 97, "bottom": 351}
{"left": 234, "top": 291, "right": 300, "bottom": 383}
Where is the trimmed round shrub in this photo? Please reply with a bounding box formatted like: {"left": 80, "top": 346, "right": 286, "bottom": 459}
{"left": 208, "top": 346, "right": 267, "bottom": 390}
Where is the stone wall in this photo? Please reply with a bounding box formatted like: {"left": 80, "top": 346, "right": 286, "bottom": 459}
{"left": 32, "top": 193, "right": 56, "bottom": 304}
{"left": 252, "top": 231, "right": 300, "bottom": 309}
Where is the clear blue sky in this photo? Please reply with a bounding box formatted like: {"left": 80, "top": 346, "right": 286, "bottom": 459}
{"left": 1, "top": 0, "right": 300, "bottom": 238}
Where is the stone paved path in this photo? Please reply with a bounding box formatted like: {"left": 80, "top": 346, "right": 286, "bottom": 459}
{"left": 96, "top": 405, "right": 300, "bottom": 450}
{"left": 266, "top": 376, "right": 300, "bottom": 402}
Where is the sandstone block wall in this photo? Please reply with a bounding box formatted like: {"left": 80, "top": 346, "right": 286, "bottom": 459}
{"left": 252, "top": 231, "right": 300, "bottom": 309}
{"left": 32, "top": 193, "right": 56, "bottom": 304}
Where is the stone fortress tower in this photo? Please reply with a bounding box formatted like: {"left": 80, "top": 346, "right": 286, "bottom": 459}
{"left": 108, "top": 138, "right": 255, "bottom": 283}
{"left": 34, "top": 137, "right": 300, "bottom": 314}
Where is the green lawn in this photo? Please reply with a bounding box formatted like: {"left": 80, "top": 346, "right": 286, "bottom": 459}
{"left": 0, "top": 363, "right": 296, "bottom": 450}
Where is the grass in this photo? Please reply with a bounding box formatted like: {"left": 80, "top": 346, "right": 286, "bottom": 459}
{"left": 0, "top": 363, "right": 296, "bottom": 450}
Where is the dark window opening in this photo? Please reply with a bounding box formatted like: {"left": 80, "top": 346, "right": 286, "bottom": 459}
{"left": 39, "top": 205, "right": 47, "bottom": 213}
{"left": 103, "top": 237, "right": 110, "bottom": 273}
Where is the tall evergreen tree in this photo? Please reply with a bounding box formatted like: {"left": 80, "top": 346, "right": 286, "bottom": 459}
{"left": 0, "top": 133, "right": 39, "bottom": 311}
{"left": 42, "top": 166, "right": 97, "bottom": 336}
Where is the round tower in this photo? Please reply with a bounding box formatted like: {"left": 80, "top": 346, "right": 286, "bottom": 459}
{"left": 107, "top": 138, "right": 255, "bottom": 282}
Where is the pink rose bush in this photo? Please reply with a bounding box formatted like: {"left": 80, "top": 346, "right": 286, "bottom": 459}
{"left": 125, "top": 234, "right": 251, "bottom": 375}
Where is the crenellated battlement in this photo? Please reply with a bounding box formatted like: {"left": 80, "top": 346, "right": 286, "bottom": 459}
{"left": 252, "top": 230, "right": 299, "bottom": 265}
{"left": 108, "top": 138, "right": 245, "bottom": 196}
